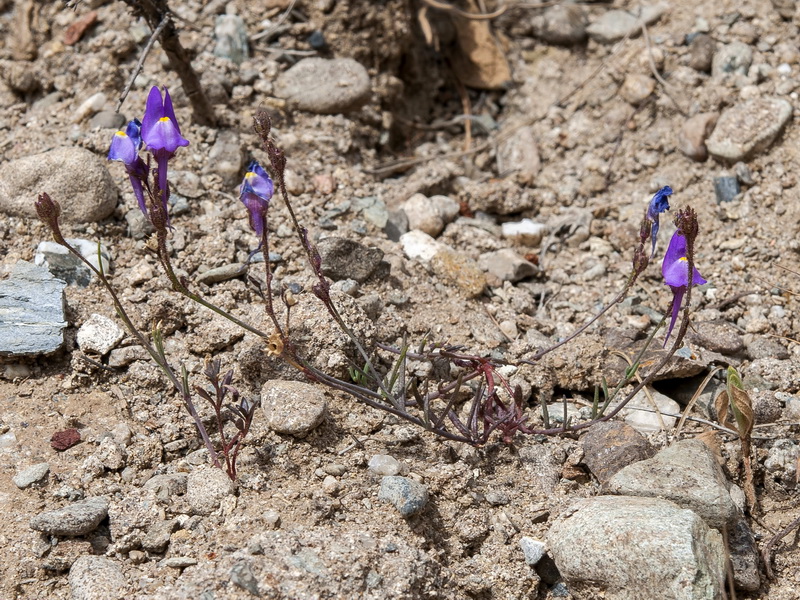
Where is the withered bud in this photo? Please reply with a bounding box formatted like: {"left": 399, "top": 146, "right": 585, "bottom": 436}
{"left": 675, "top": 207, "right": 699, "bottom": 244}
{"left": 268, "top": 144, "right": 286, "bottom": 176}
{"left": 254, "top": 109, "right": 272, "bottom": 141}
{"left": 638, "top": 211, "right": 650, "bottom": 244}
{"left": 35, "top": 193, "right": 66, "bottom": 245}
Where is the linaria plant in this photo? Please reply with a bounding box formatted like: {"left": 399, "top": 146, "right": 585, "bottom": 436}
{"left": 36, "top": 91, "right": 710, "bottom": 478}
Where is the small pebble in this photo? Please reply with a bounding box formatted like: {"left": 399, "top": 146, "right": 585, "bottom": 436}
{"left": 231, "top": 561, "right": 261, "bottom": 596}
{"left": 186, "top": 465, "right": 236, "bottom": 516}
{"left": 519, "top": 536, "right": 547, "bottom": 566}
{"left": 30, "top": 496, "right": 109, "bottom": 536}
{"left": 378, "top": 476, "right": 429, "bottom": 517}
{"left": 196, "top": 263, "right": 247, "bottom": 285}
{"left": 13, "top": 462, "right": 50, "bottom": 489}
{"left": 368, "top": 454, "right": 402, "bottom": 476}
{"left": 501, "top": 219, "right": 547, "bottom": 246}
{"left": 714, "top": 176, "right": 741, "bottom": 203}
{"left": 321, "top": 475, "right": 339, "bottom": 495}
{"left": 262, "top": 380, "right": 327, "bottom": 437}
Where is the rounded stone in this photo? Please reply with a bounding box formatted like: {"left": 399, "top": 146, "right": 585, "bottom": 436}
{"left": 261, "top": 380, "right": 327, "bottom": 437}
{"left": 378, "top": 475, "right": 429, "bottom": 517}
{"left": 706, "top": 97, "right": 793, "bottom": 162}
{"left": 619, "top": 73, "right": 655, "bottom": 105}
{"left": 0, "top": 147, "right": 117, "bottom": 222}
{"left": 368, "top": 454, "right": 402, "bottom": 476}
{"left": 186, "top": 465, "right": 236, "bottom": 516}
{"left": 274, "top": 58, "right": 371, "bottom": 114}
{"left": 29, "top": 496, "right": 109, "bottom": 536}
{"left": 69, "top": 556, "right": 126, "bottom": 600}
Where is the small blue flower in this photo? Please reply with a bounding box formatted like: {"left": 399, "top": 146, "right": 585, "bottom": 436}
{"left": 647, "top": 185, "right": 672, "bottom": 258}
{"left": 108, "top": 119, "right": 150, "bottom": 217}
{"left": 239, "top": 160, "right": 274, "bottom": 238}
{"left": 662, "top": 230, "right": 707, "bottom": 346}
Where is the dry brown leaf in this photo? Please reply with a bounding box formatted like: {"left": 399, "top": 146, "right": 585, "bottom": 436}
{"left": 447, "top": 0, "right": 511, "bottom": 90}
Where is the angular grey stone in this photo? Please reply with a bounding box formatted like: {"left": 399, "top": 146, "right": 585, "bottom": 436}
{"left": 214, "top": 14, "right": 249, "bottom": 64}
{"left": 261, "top": 380, "right": 327, "bottom": 437}
{"left": 30, "top": 496, "right": 109, "bottom": 536}
{"left": 274, "top": 58, "right": 371, "bottom": 114}
{"left": 378, "top": 476, "right": 429, "bottom": 517}
{"left": 586, "top": 4, "right": 667, "bottom": 43}
{"left": 714, "top": 176, "right": 740, "bottom": 203}
{"left": 519, "top": 536, "right": 546, "bottom": 566}
{"left": 317, "top": 237, "right": 384, "bottom": 283}
{"left": 89, "top": 110, "right": 126, "bottom": 130}
{"left": 688, "top": 34, "right": 715, "bottom": 73}
{"left": 728, "top": 516, "right": 760, "bottom": 592}
{"left": 34, "top": 238, "right": 111, "bottom": 286}
{"left": 706, "top": 98, "right": 793, "bottom": 162}
{"left": 0, "top": 147, "right": 117, "bottom": 222}
{"left": 478, "top": 249, "right": 539, "bottom": 283}
{"left": 76, "top": 314, "right": 125, "bottom": 356}
{"left": 605, "top": 439, "right": 738, "bottom": 529}
{"left": 712, "top": 41, "right": 753, "bottom": 77}
{"left": 208, "top": 129, "right": 244, "bottom": 185}
{"left": 69, "top": 556, "right": 126, "bottom": 600}
{"left": 534, "top": 4, "right": 587, "bottom": 45}
{"left": 497, "top": 125, "right": 541, "bottom": 184}
{"left": 231, "top": 560, "right": 261, "bottom": 596}
{"left": 142, "top": 518, "right": 177, "bottom": 553}
{"left": 581, "top": 421, "right": 654, "bottom": 484}
{"left": 549, "top": 496, "right": 725, "bottom": 599}
{"left": 196, "top": 263, "right": 248, "bottom": 285}
{"left": 186, "top": 465, "right": 236, "bottom": 516}
{"left": 0, "top": 261, "right": 67, "bottom": 357}
{"left": 12, "top": 462, "right": 50, "bottom": 489}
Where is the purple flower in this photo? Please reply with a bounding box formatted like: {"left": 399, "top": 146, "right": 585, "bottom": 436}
{"left": 141, "top": 86, "right": 189, "bottom": 223}
{"left": 239, "top": 161, "right": 274, "bottom": 238}
{"left": 662, "top": 230, "right": 706, "bottom": 346}
{"left": 647, "top": 185, "right": 672, "bottom": 258}
{"left": 108, "top": 118, "right": 150, "bottom": 217}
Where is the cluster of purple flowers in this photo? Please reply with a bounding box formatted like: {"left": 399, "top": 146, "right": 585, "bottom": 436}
{"left": 108, "top": 86, "right": 189, "bottom": 226}
{"left": 646, "top": 186, "right": 707, "bottom": 346}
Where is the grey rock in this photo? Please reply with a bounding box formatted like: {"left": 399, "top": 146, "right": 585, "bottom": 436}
{"left": 30, "top": 496, "right": 109, "bottom": 536}
{"left": 317, "top": 237, "right": 384, "bottom": 283}
{"left": 0, "top": 261, "right": 67, "bottom": 357}
{"left": 76, "top": 314, "right": 124, "bottom": 355}
{"left": 261, "top": 380, "right": 327, "bottom": 437}
{"left": 161, "top": 556, "right": 198, "bottom": 568}
{"left": 619, "top": 73, "right": 655, "bottom": 105}
{"left": 771, "top": 0, "right": 796, "bottom": 19}
{"left": 586, "top": 4, "right": 667, "bottom": 44}
{"left": 274, "top": 58, "right": 371, "bottom": 114}
{"left": 96, "top": 437, "right": 127, "bottom": 470}
{"left": 783, "top": 395, "right": 800, "bottom": 421}
{"left": 0, "top": 147, "right": 117, "bottom": 222}
{"left": 69, "top": 556, "right": 126, "bottom": 600}
{"left": 378, "top": 476, "right": 429, "bottom": 517}
{"left": 196, "top": 263, "right": 247, "bottom": 285}
{"left": 125, "top": 208, "right": 153, "bottom": 240}
{"left": 478, "top": 249, "right": 538, "bottom": 283}
{"left": 142, "top": 518, "right": 177, "bottom": 553}
{"left": 712, "top": 41, "right": 753, "bottom": 77}
{"left": 208, "top": 130, "right": 244, "bottom": 185}
{"left": 728, "top": 516, "right": 761, "bottom": 591}
{"left": 605, "top": 439, "right": 738, "bottom": 529}
{"left": 764, "top": 439, "right": 800, "bottom": 484}
{"left": 687, "top": 320, "right": 744, "bottom": 354}
{"left": 384, "top": 209, "right": 409, "bottom": 242}
{"left": 619, "top": 387, "right": 681, "bottom": 434}
{"left": 107, "top": 345, "right": 147, "bottom": 368}
{"left": 89, "top": 110, "right": 126, "bottom": 130}
{"left": 751, "top": 390, "right": 784, "bottom": 425}
{"left": 35, "top": 238, "right": 111, "bottom": 286}
{"left": 231, "top": 560, "right": 261, "bottom": 596}
{"left": 678, "top": 112, "right": 718, "bottom": 162}
{"left": 352, "top": 196, "right": 388, "bottom": 229}
{"left": 534, "top": 4, "right": 587, "bottom": 45}
{"left": 368, "top": 454, "right": 402, "bottom": 476}
{"left": 519, "top": 536, "right": 546, "bottom": 566}
{"left": 144, "top": 473, "right": 188, "bottom": 500}
{"left": 168, "top": 170, "right": 203, "bottom": 199}
{"left": 485, "top": 491, "right": 509, "bottom": 506}
{"left": 549, "top": 496, "right": 725, "bottom": 599}
{"left": 581, "top": 421, "right": 654, "bottom": 484}
{"left": 13, "top": 462, "right": 50, "bottom": 488}
{"left": 497, "top": 125, "right": 541, "bottom": 184}
{"left": 706, "top": 98, "right": 793, "bottom": 162}
{"left": 746, "top": 336, "right": 789, "bottom": 360}
{"left": 214, "top": 14, "right": 249, "bottom": 64}
{"left": 713, "top": 176, "right": 741, "bottom": 203}
{"left": 688, "top": 34, "right": 715, "bottom": 72}
{"left": 186, "top": 465, "right": 236, "bottom": 516}
{"left": 403, "top": 193, "right": 460, "bottom": 237}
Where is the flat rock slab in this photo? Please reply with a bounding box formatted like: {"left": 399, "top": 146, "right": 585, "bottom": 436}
{"left": 706, "top": 97, "right": 793, "bottom": 162}
{"left": 586, "top": 4, "right": 667, "bottom": 43}
{"left": 0, "top": 146, "right": 117, "bottom": 222}
{"left": 0, "top": 261, "right": 67, "bottom": 357}
{"left": 261, "top": 380, "right": 327, "bottom": 437}
{"left": 549, "top": 495, "right": 725, "bottom": 600}
{"left": 30, "top": 496, "right": 109, "bottom": 536}
{"left": 274, "top": 57, "right": 371, "bottom": 114}
{"left": 35, "top": 238, "right": 111, "bottom": 286}
{"left": 581, "top": 421, "right": 654, "bottom": 484}
{"left": 604, "top": 438, "right": 738, "bottom": 529}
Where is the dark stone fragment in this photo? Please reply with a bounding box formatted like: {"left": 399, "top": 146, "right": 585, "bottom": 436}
{"left": 51, "top": 428, "right": 81, "bottom": 451}
{"left": 714, "top": 176, "right": 741, "bottom": 203}
{"left": 581, "top": 421, "right": 655, "bottom": 484}
{"left": 317, "top": 237, "right": 384, "bottom": 283}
